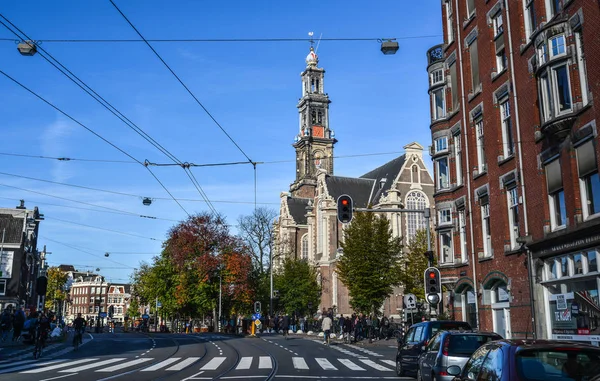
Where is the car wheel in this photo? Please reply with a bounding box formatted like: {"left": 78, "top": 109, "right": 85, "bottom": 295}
{"left": 416, "top": 367, "right": 423, "bottom": 381}
{"left": 395, "top": 358, "right": 405, "bottom": 377}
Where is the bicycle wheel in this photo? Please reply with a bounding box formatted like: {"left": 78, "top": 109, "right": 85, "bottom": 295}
{"left": 33, "top": 343, "right": 41, "bottom": 359}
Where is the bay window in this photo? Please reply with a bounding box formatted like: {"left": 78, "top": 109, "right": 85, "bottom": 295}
{"left": 435, "top": 136, "right": 448, "bottom": 153}
{"left": 438, "top": 208, "right": 452, "bottom": 225}
{"left": 432, "top": 87, "right": 446, "bottom": 120}
{"left": 436, "top": 157, "right": 450, "bottom": 190}
{"left": 440, "top": 230, "right": 453, "bottom": 264}
{"left": 537, "top": 34, "right": 573, "bottom": 122}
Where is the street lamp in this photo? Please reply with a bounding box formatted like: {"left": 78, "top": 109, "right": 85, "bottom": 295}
{"left": 17, "top": 40, "right": 37, "bottom": 56}
{"left": 380, "top": 39, "right": 399, "bottom": 55}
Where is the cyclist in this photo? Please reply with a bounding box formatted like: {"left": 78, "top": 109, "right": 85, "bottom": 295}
{"left": 33, "top": 312, "right": 51, "bottom": 358}
{"left": 73, "top": 313, "right": 86, "bottom": 347}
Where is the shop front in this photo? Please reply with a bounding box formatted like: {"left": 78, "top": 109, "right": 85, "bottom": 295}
{"left": 531, "top": 223, "right": 600, "bottom": 345}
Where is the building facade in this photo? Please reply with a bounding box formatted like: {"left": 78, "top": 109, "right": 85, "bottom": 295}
{"left": 68, "top": 274, "right": 108, "bottom": 323}
{"left": 428, "top": 0, "right": 599, "bottom": 342}
{"left": 276, "top": 46, "right": 435, "bottom": 318}
{"left": 0, "top": 201, "right": 44, "bottom": 312}
{"left": 107, "top": 283, "right": 131, "bottom": 323}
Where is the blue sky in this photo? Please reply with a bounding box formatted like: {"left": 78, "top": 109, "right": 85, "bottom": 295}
{"left": 0, "top": 0, "right": 441, "bottom": 283}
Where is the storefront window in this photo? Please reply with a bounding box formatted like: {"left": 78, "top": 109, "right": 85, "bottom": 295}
{"left": 561, "top": 256, "right": 570, "bottom": 277}
{"left": 574, "top": 253, "right": 583, "bottom": 275}
{"left": 550, "top": 260, "right": 558, "bottom": 279}
{"left": 588, "top": 251, "right": 598, "bottom": 272}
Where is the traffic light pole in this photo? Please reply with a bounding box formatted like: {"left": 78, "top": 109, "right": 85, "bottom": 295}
{"left": 354, "top": 208, "right": 432, "bottom": 266}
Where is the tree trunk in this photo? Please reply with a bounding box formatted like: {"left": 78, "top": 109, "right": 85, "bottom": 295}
{"left": 213, "top": 306, "right": 218, "bottom": 332}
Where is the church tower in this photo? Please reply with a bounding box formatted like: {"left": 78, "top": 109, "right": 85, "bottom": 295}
{"left": 290, "top": 43, "right": 336, "bottom": 198}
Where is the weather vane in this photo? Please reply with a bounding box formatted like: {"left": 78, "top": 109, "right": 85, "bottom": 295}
{"left": 308, "top": 31, "right": 314, "bottom": 48}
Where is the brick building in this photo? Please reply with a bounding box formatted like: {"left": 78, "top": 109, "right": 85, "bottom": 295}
{"left": 68, "top": 274, "right": 108, "bottom": 324}
{"left": 427, "top": 0, "right": 599, "bottom": 343}
{"left": 275, "top": 44, "right": 435, "bottom": 318}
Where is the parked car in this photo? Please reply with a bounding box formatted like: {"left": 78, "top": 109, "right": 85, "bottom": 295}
{"left": 417, "top": 330, "right": 502, "bottom": 381}
{"left": 446, "top": 339, "right": 600, "bottom": 381}
{"left": 395, "top": 320, "right": 472, "bottom": 376}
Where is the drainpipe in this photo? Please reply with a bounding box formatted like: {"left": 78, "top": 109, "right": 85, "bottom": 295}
{"left": 454, "top": 0, "right": 480, "bottom": 328}
{"left": 504, "top": 0, "right": 535, "bottom": 339}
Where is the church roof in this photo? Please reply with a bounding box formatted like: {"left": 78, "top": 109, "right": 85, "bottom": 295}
{"left": 325, "top": 176, "right": 375, "bottom": 208}
{"left": 360, "top": 154, "right": 406, "bottom": 202}
{"left": 286, "top": 197, "right": 310, "bottom": 225}
{"left": 0, "top": 214, "right": 24, "bottom": 244}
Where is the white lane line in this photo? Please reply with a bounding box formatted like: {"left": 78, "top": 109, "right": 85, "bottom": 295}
{"left": 22, "top": 358, "right": 99, "bottom": 373}
{"left": 380, "top": 359, "right": 396, "bottom": 367}
{"left": 0, "top": 360, "right": 65, "bottom": 374}
{"left": 258, "top": 356, "right": 272, "bottom": 369}
{"left": 315, "top": 358, "right": 338, "bottom": 370}
{"left": 39, "top": 374, "right": 79, "bottom": 381}
{"left": 359, "top": 359, "right": 394, "bottom": 371}
{"left": 200, "top": 356, "right": 226, "bottom": 370}
{"left": 0, "top": 359, "right": 37, "bottom": 368}
{"left": 141, "top": 358, "right": 181, "bottom": 371}
{"left": 338, "top": 359, "right": 366, "bottom": 371}
{"left": 166, "top": 357, "right": 200, "bottom": 371}
{"left": 97, "top": 358, "right": 154, "bottom": 372}
{"left": 292, "top": 357, "right": 309, "bottom": 370}
{"left": 235, "top": 357, "right": 252, "bottom": 370}
{"left": 60, "top": 358, "right": 126, "bottom": 373}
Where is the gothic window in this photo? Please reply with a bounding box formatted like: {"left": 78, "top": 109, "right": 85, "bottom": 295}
{"left": 311, "top": 110, "right": 317, "bottom": 124}
{"left": 406, "top": 191, "right": 427, "bottom": 242}
{"left": 411, "top": 165, "right": 420, "bottom": 183}
{"left": 301, "top": 234, "right": 309, "bottom": 260}
{"left": 317, "top": 111, "right": 323, "bottom": 124}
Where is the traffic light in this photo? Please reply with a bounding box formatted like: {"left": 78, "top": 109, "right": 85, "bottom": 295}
{"left": 36, "top": 276, "right": 48, "bottom": 296}
{"left": 337, "top": 194, "right": 353, "bottom": 223}
{"left": 424, "top": 267, "right": 441, "bottom": 295}
{"left": 254, "top": 301, "right": 261, "bottom": 314}
{"left": 108, "top": 305, "right": 115, "bottom": 317}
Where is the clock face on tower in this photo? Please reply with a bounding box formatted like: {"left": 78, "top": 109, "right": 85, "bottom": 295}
{"left": 312, "top": 126, "right": 324, "bottom": 138}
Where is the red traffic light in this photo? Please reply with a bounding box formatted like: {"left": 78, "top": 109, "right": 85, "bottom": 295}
{"left": 341, "top": 199, "right": 349, "bottom": 206}
{"left": 428, "top": 272, "right": 436, "bottom": 279}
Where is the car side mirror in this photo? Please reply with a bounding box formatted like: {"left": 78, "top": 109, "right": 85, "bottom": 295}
{"left": 447, "top": 365, "right": 461, "bottom": 376}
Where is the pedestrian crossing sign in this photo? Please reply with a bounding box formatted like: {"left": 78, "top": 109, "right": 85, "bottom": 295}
{"left": 254, "top": 319, "right": 261, "bottom": 326}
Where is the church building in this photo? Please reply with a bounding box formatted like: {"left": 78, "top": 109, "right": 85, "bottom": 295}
{"left": 275, "top": 45, "right": 435, "bottom": 318}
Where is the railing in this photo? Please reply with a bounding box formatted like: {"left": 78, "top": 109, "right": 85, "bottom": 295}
{"left": 427, "top": 44, "right": 444, "bottom": 66}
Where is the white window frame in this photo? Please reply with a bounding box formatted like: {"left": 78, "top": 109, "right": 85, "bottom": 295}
{"left": 507, "top": 187, "right": 520, "bottom": 249}
{"left": 545, "top": 0, "right": 562, "bottom": 20}
{"left": 466, "top": 0, "right": 475, "bottom": 18}
{"left": 458, "top": 209, "right": 467, "bottom": 262}
{"left": 439, "top": 230, "right": 454, "bottom": 264}
{"left": 523, "top": 0, "right": 536, "bottom": 41}
{"left": 469, "top": 40, "right": 480, "bottom": 92}
{"left": 496, "top": 48, "right": 507, "bottom": 72}
{"left": 436, "top": 157, "right": 450, "bottom": 190}
{"left": 551, "top": 63, "right": 572, "bottom": 116}
{"left": 454, "top": 133, "right": 463, "bottom": 186}
{"left": 432, "top": 87, "right": 446, "bottom": 120}
{"left": 574, "top": 31, "right": 589, "bottom": 106}
{"left": 431, "top": 68, "right": 444, "bottom": 86}
{"left": 539, "top": 62, "right": 572, "bottom": 121}
{"left": 576, "top": 141, "right": 600, "bottom": 220}
{"left": 549, "top": 34, "right": 566, "bottom": 58}
{"left": 500, "top": 100, "right": 514, "bottom": 157}
{"left": 481, "top": 202, "right": 492, "bottom": 258}
{"left": 406, "top": 191, "right": 428, "bottom": 241}
{"left": 435, "top": 136, "right": 449, "bottom": 153}
{"left": 475, "top": 119, "right": 486, "bottom": 172}
{"left": 438, "top": 208, "right": 452, "bottom": 225}
{"left": 549, "top": 188, "right": 566, "bottom": 230}
{"left": 445, "top": 1, "right": 454, "bottom": 44}
{"left": 492, "top": 11, "right": 504, "bottom": 38}
{"left": 301, "top": 234, "right": 309, "bottom": 260}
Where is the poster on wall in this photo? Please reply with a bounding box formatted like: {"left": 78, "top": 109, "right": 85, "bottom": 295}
{"left": 549, "top": 292, "right": 594, "bottom": 336}
{"left": 0, "top": 250, "right": 14, "bottom": 279}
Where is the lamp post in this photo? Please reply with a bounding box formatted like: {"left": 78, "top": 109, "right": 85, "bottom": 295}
{"left": 217, "top": 263, "right": 223, "bottom": 333}
{"left": 95, "top": 277, "right": 104, "bottom": 333}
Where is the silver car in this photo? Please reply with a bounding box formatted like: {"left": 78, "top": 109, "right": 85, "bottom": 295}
{"left": 417, "top": 331, "right": 502, "bottom": 381}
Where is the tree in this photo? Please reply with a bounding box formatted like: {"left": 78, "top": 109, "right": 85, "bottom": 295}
{"left": 402, "top": 229, "right": 435, "bottom": 301}
{"left": 45, "top": 267, "right": 68, "bottom": 311}
{"left": 128, "top": 297, "right": 141, "bottom": 318}
{"left": 336, "top": 211, "right": 404, "bottom": 316}
{"left": 274, "top": 258, "right": 321, "bottom": 317}
{"left": 237, "top": 207, "right": 277, "bottom": 275}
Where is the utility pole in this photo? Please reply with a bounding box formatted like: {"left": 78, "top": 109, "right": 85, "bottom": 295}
{"left": 218, "top": 270, "right": 222, "bottom": 333}
{"left": 269, "top": 250, "right": 273, "bottom": 317}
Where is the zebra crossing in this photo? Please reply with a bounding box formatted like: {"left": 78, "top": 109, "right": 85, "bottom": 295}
{"left": 0, "top": 355, "right": 395, "bottom": 374}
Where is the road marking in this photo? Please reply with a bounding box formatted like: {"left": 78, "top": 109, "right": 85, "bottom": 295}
{"left": 141, "top": 358, "right": 181, "bottom": 371}
{"left": 359, "top": 359, "right": 394, "bottom": 371}
{"left": 60, "top": 358, "right": 126, "bottom": 372}
{"left": 97, "top": 358, "right": 154, "bottom": 372}
{"left": 236, "top": 357, "right": 252, "bottom": 370}
{"left": 39, "top": 374, "right": 79, "bottom": 381}
{"left": 0, "top": 359, "right": 37, "bottom": 368}
{"left": 292, "top": 357, "right": 309, "bottom": 370}
{"left": 316, "top": 358, "right": 338, "bottom": 370}
{"left": 200, "top": 356, "right": 226, "bottom": 370}
{"left": 258, "top": 356, "right": 272, "bottom": 369}
{"left": 380, "top": 360, "right": 396, "bottom": 367}
{"left": 0, "top": 360, "right": 65, "bottom": 374}
{"left": 22, "top": 358, "right": 98, "bottom": 373}
{"left": 167, "top": 357, "right": 200, "bottom": 371}
{"left": 339, "top": 359, "right": 366, "bottom": 371}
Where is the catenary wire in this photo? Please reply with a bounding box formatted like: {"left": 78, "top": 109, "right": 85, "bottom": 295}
{"left": 40, "top": 235, "right": 136, "bottom": 269}
{"left": 44, "top": 216, "right": 160, "bottom": 241}
{"left": 0, "top": 36, "right": 441, "bottom": 43}
{"left": 109, "top": 0, "right": 254, "bottom": 165}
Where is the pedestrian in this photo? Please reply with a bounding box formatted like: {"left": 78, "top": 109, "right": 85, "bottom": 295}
{"left": 12, "top": 306, "right": 25, "bottom": 342}
{"left": 322, "top": 313, "right": 332, "bottom": 345}
{"left": 0, "top": 308, "right": 12, "bottom": 342}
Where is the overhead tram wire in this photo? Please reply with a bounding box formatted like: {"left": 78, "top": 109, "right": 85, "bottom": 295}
{"left": 0, "top": 15, "right": 193, "bottom": 217}
{"left": 0, "top": 152, "right": 136, "bottom": 163}
{"left": 44, "top": 216, "right": 160, "bottom": 241}
{"left": 109, "top": 0, "right": 254, "bottom": 166}
{"left": 0, "top": 36, "right": 442, "bottom": 43}
{"left": 40, "top": 236, "right": 136, "bottom": 269}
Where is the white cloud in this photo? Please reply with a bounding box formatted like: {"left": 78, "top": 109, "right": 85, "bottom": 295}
{"left": 39, "top": 117, "right": 77, "bottom": 183}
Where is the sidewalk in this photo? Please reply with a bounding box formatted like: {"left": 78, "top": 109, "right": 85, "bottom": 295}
{"left": 0, "top": 333, "right": 93, "bottom": 361}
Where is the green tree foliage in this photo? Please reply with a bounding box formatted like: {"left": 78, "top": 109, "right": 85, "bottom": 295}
{"left": 402, "top": 229, "right": 435, "bottom": 301}
{"left": 274, "top": 258, "right": 321, "bottom": 316}
{"left": 336, "top": 212, "right": 403, "bottom": 316}
{"left": 127, "top": 296, "right": 141, "bottom": 318}
{"left": 45, "top": 267, "right": 68, "bottom": 311}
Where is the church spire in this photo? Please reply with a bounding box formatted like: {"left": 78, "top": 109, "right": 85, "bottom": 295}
{"left": 290, "top": 34, "right": 337, "bottom": 198}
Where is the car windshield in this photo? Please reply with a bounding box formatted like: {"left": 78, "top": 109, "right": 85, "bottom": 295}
{"left": 516, "top": 348, "right": 600, "bottom": 381}
{"left": 447, "top": 334, "right": 500, "bottom": 356}
{"left": 431, "top": 322, "right": 471, "bottom": 336}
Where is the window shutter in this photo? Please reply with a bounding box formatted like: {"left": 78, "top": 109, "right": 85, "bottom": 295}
{"left": 577, "top": 140, "right": 598, "bottom": 178}
{"left": 545, "top": 159, "right": 563, "bottom": 193}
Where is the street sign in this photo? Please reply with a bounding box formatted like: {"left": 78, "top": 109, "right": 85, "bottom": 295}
{"left": 99, "top": 312, "right": 107, "bottom": 318}
{"left": 252, "top": 313, "right": 262, "bottom": 320}
{"left": 254, "top": 319, "right": 261, "bottom": 326}
{"left": 142, "top": 314, "right": 149, "bottom": 319}
{"left": 157, "top": 301, "right": 162, "bottom": 308}
{"left": 404, "top": 294, "right": 417, "bottom": 309}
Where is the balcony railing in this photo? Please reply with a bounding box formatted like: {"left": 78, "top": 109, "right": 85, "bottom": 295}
{"left": 427, "top": 44, "right": 444, "bottom": 66}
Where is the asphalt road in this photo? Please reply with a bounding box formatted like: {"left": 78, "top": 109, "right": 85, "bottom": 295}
{"left": 0, "top": 332, "right": 413, "bottom": 381}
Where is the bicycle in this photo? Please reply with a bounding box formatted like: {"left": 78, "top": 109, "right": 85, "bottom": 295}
{"left": 73, "top": 328, "right": 84, "bottom": 351}
{"left": 33, "top": 327, "right": 47, "bottom": 359}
